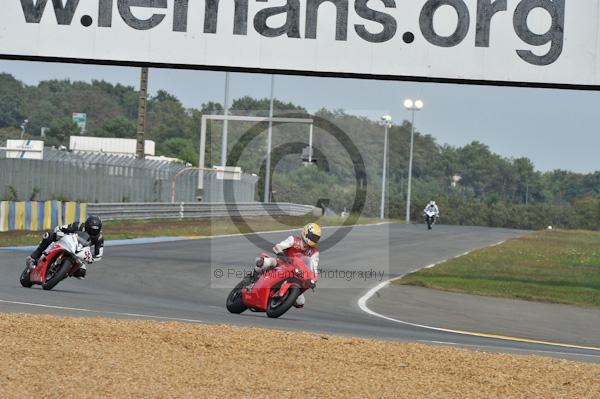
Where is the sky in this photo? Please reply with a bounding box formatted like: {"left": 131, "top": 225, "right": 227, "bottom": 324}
{"left": 1, "top": 59, "right": 598, "bottom": 174}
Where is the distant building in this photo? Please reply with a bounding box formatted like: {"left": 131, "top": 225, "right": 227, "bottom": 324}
{"left": 69, "top": 136, "right": 155, "bottom": 157}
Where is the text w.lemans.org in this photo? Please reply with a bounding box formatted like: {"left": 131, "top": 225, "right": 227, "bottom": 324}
{"left": 19, "top": 0, "right": 565, "bottom": 66}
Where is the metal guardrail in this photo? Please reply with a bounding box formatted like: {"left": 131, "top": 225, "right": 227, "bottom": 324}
{"left": 87, "top": 202, "right": 318, "bottom": 221}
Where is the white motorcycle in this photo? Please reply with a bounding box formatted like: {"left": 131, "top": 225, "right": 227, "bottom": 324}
{"left": 20, "top": 232, "right": 94, "bottom": 290}
{"left": 424, "top": 209, "right": 438, "bottom": 230}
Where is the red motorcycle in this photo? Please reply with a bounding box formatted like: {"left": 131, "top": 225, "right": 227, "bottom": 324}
{"left": 226, "top": 252, "right": 317, "bottom": 318}
{"left": 19, "top": 232, "right": 93, "bottom": 291}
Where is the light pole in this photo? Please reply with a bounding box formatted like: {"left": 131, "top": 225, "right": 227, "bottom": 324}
{"left": 380, "top": 115, "right": 392, "bottom": 220}
{"left": 264, "top": 75, "right": 275, "bottom": 203}
{"left": 404, "top": 99, "right": 424, "bottom": 223}
{"left": 20, "top": 119, "right": 28, "bottom": 139}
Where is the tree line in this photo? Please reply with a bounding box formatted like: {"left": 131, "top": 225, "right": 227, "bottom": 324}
{"left": 1, "top": 73, "right": 599, "bottom": 230}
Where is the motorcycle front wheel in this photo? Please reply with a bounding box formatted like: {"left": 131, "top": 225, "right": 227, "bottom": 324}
{"left": 19, "top": 266, "right": 34, "bottom": 288}
{"left": 266, "top": 286, "right": 300, "bottom": 318}
{"left": 226, "top": 278, "right": 250, "bottom": 314}
{"left": 42, "top": 258, "right": 73, "bottom": 291}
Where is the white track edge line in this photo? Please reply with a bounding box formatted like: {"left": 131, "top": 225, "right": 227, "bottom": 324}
{"left": 357, "top": 239, "right": 600, "bottom": 353}
{"left": 0, "top": 299, "right": 204, "bottom": 324}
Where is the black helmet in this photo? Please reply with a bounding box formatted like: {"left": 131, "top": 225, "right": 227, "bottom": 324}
{"left": 84, "top": 215, "right": 102, "bottom": 237}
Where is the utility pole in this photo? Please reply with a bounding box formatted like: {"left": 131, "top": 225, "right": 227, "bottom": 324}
{"left": 136, "top": 67, "right": 149, "bottom": 160}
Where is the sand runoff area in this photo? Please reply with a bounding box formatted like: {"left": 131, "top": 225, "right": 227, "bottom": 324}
{"left": 1, "top": 313, "right": 599, "bottom": 398}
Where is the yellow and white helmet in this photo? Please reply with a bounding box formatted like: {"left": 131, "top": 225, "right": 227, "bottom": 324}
{"left": 301, "top": 223, "right": 322, "bottom": 247}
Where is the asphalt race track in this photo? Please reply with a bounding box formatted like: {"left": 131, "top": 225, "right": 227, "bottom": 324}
{"left": 1, "top": 223, "right": 599, "bottom": 363}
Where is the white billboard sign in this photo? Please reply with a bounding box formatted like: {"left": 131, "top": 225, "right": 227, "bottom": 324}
{"left": 70, "top": 136, "right": 155, "bottom": 156}
{"left": 0, "top": 1, "right": 595, "bottom": 87}
{"left": 6, "top": 139, "right": 44, "bottom": 160}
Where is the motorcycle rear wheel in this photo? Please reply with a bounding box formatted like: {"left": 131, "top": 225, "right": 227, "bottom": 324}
{"left": 19, "top": 266, "right": 34, "bottom": 288}
{"left": 42, "top": 258, "right": 73, "bottom": 291}
{"left": 266, "top": 286, "right": 301, "bottom": 318}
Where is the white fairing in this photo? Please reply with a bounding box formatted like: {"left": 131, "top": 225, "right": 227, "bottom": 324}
{"left": 50, "top": 234, "right": 93, "bottom": 265}
{"left": 425, "top": 210, "right": 437, "bottom": 217}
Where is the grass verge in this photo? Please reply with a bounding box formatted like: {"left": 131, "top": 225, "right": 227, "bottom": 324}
{"left": 397, "top": 229, "right": 600, "bottom": 308}
{"left": 0, "top": 215, "right": 385, "bottom": 247}
{"left": 1, "top": 313, "right": 598, "bottom": 398}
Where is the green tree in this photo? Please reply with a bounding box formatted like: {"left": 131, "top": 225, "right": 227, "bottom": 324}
{"left": 157, "top": 138, "right": 198, "bottom": 165}
{"left": 0, "top": 73, "right": 26, "bottom": 129}
{"left": 147, "top": 90, "right": 192, "bottom": 141}
{"left": 93, "top": 117, "right": 137, "bottom": 138}
{"left": 47, "top": 117, "right": 80, "bottom": 146}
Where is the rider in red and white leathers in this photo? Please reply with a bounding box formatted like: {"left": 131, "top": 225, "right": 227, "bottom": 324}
{"left": 255, "top": 223, "right": 321, "bottom": 308}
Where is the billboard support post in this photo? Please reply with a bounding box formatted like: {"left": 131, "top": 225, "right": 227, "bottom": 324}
{"left": 198, "top": 114, "right": 313, "bottom": 202}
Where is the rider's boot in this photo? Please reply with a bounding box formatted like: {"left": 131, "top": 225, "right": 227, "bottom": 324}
{"left": 26, "top": 231, "right": 54, "bottom": 270}
{"left": 293, "top": 293, "right": 305, "bottom": 309}
{"left": 25, "top": 256, "right": 37, "bottom": 270}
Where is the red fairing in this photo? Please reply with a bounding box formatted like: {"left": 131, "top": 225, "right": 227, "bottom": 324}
{"left": 29, "top": 244, "right": 65, "bottom": 284}
{"left": 242, "top": 253, "right": 317, "bottom": 311}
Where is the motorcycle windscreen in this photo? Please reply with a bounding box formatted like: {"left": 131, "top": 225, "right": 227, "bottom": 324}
{"left": 56, "top": 235, "right": 79, "bottom": 254}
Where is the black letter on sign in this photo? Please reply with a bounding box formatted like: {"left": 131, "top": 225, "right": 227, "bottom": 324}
{"left": 354, "top": 0, "right": 397, "bottom": 43}
{"left": 52, "top": 0, "right": 79, "bottom": 25}
{"left": 20, "top": 0, "right": 79, "bottom": 25}
{"left": 20, "top": 0, "right": 49, "bottom": 23}
{"left": 118, "top": 0, "right": 167, "bottom": 30}
{"left": 204, "top": 0, "right": 248, "bottom": 35}
{"left": 420, "top": 0, "right": 470, "bottom": 47}
{"left": 99, "top": 0, "right": 113, "bottom": 27}
{"left": 476, "top": 0, "right": 507, "bottom": 47}
{"left": 173, "top": 0, "right": 189, "bottom": 32}
{"left": 204, "top": 0, "right": 219, "bottom": 33}
{"left": 254, "top": 0, "right": 301, "bottom": 38}
{"left": 513, "top": 0, "right": 565, "bottom": 66}
{"left": 234, "top": 0, "right": 249, "bottom": 35}
{"left": 306, "top": 0, "right": 349, "bottom": 41}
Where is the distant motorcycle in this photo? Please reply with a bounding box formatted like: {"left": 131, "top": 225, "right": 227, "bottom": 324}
{"left": 226, "top": 253, "right": 317, "bottom": 318}
{"left": 424, "top": 209, "right": 437, "bottom": 230}
{"left": 20, "top": 232, "right": 94, "bottom": 290}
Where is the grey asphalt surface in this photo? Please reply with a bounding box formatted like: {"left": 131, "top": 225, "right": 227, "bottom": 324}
{"left": 1, "top": 223, "right": 599, "bottom": 363}
{"left": 370, "top": 285, "right": 600, "bottom": 348}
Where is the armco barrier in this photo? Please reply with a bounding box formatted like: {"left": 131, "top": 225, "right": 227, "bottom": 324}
{"left": 0, "top": 202, "right": 316, "bottom": 231}
{"left": 0, "top": 201, "right": 87, "bottom": 232}
{"left": 87, "top": 202, "right": 317, "bottom": 221}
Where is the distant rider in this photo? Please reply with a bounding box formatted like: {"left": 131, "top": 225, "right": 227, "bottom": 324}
{"left": 423, "top": 201, "right": 440, "bottom": 219}
{"left": 254, "top": 223, "right": 321, "bottom": 309}
{"left": 26, "top": 215, "right": 104, "bottom": 279}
